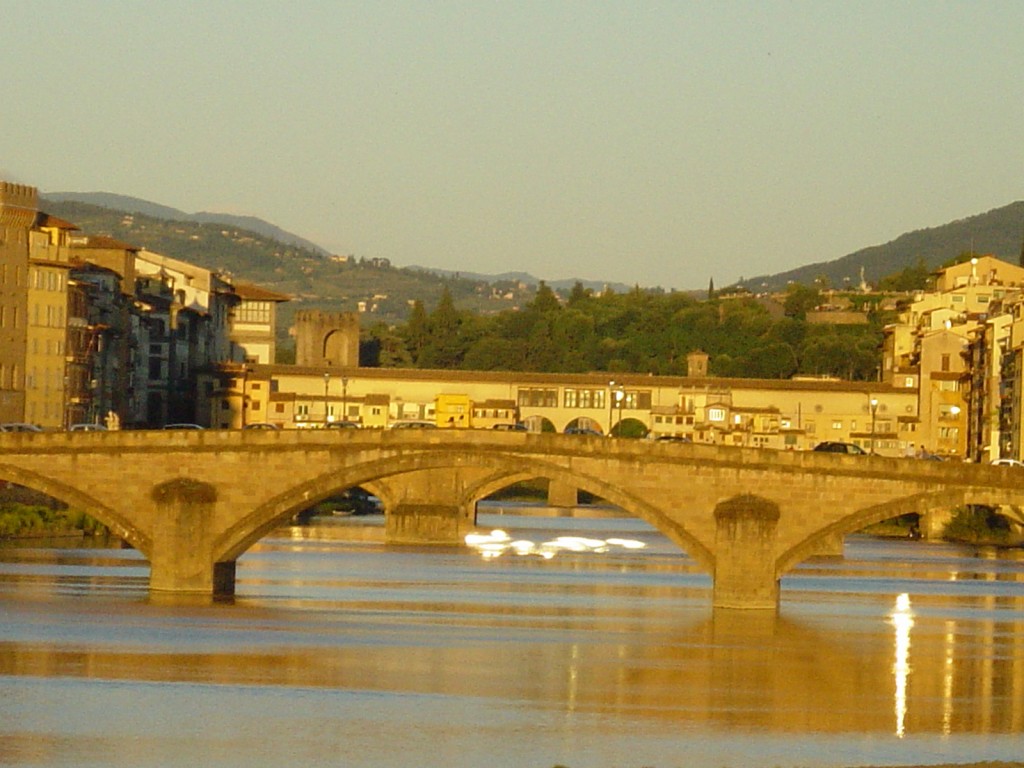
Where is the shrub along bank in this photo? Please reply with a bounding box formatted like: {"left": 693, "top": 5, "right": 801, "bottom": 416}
{"left": 943, "top": 506, "right": 1016, "bottom": 547}
{"left": 0, "top": 503, "right": 108, "bottom": 539}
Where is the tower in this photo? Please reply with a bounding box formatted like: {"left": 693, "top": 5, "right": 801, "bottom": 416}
{"left": 293, "top": 310, "right": 360, "bottom": 367}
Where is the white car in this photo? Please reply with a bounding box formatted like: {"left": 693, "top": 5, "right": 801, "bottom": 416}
{"left": 69, "top": 423, "right": 107, "bottom": 432}
{"left": 990, "top": 458, "right": 1024, "bottom": 467}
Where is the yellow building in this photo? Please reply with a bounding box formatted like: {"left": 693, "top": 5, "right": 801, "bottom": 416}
{"left": 230, "top": 282, "right": 290, "bottom": 364}
{"left": 0, "top": 182, "right": 37, "bottom": 423}
{"left": 881, "top": 255, "right": 1024, "bottom": 458}
{"left": 230, "top": 364, "right": 918, "bottom": 456}
{"left": 435, "top": 393, "right": 471, "bottom": 428}
{"left": 25, "top": 215, "right": 77, "bottom": 428}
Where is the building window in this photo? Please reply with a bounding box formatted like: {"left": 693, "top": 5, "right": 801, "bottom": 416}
{"left": 708, "top": 407, "right": 725, "bottom": 422}
{"left": 518, "top": 387, "right": 558, "bottom": 408}
{"left": 236, "top": 301, "right": 272, "bottom": 324}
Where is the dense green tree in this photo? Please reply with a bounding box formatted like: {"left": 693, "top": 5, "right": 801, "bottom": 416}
{"left": 783, "top": 283, "right": 822, "bottom": 320}
{"left": 527, "top": 280, "right": 561, "bottom": 315}
{"left": 418, "top": 287, "right": 469, "bottom": 368}
{"left": 567, "top": 281, "right": 592, "bottom": 306}
{"left": 877, "top": 258, "right": 932, "bottom": 292}
{"left": 377, "top": 274, "right": 895, "bottom": 382}
{"left": 402, "top": 300, "right": 430, "bottom": 364}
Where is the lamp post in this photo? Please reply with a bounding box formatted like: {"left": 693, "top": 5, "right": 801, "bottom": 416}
{"left": 241, "top": 366, "right": 250, "bottom": 428}
{"left": 615, "top": 386, "right": 625, "bottom": 437}
{"left": 607, "top": 380, "right": 615, "bottom": 437}
{"left": 323, "top": 372, "right": 331, "bottom": 425}
{"left": 869, "top": 397, "right": 879, "bottom": 455}
{"left": 950, "top": 404, "right": 961, "bottom": 457}
{"left": 342, "top": 376, "right": 349, "bottom": 424}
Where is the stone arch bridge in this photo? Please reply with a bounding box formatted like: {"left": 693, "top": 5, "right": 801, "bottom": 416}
{"left": 2, "top": 429, "right": 1021, "bottom": 609}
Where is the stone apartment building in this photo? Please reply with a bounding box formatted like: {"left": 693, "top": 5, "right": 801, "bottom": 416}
{"left": 1, "top": 179, "right": 253, "bottom": 429}
{"left": 0, "top": 182, "right": 37, "bottom": 423}
{"left": 882, "top": 255, "right": 1024, "bottom": 461}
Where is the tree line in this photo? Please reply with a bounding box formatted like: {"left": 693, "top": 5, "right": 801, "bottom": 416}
{"left": 363, "top": 281, "right": 891, "bottom": 381}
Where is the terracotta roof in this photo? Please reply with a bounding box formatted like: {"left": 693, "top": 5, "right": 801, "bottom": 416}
{"left": 36, "top": 212, "right": 79, "bottom": 230}
{"left": 232, "top": 281, "right": 291, "bottom": 302}
{"left": 69, "top": 260, "right": 125, "bottom": 278}
{"left": 71, "top": 235, "right": 139, "bottom": 251}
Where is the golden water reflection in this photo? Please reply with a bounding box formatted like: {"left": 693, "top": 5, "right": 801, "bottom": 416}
{"left": 1, "top": 595, "right": 1023, "bottom": 737}
{"left": 2, "top": 527, "right": 1024, "bottom": 749}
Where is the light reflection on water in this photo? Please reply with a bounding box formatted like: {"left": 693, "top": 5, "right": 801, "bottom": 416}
{"left": 1, "top": 514, "right": 1023, "bottom": 768}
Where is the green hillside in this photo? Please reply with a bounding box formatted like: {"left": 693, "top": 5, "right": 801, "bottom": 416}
{"left": 40, "top": 199, "right": 529, "bottom": 340}
{"left": 738, "top": 201, "right": 1024, "bottom": 292}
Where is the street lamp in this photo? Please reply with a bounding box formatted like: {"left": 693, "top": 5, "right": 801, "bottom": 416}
{"left": 607, "top": 380, "right": 615, "bottom": 437}
{"left": 615, "top": 386, "right": 625, "bottom": 437}
{"left": 323, "top": 372, "right": 331, "bottom": 425}
{"left": 342, "top": 376, "right": 349, "bottom": 424}
{"left": 869, "top": 397, "right": 879, "bottom": 455}
{"left": 241, "top": 366, "right": 250, "bottom": 428}
{"left": 950, "top": 404, "right": 961, "bottom": 457}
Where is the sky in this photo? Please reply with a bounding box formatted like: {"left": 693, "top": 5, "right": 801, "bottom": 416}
{"left": 3, "top": 1, "right": 1023, "bottom": 290}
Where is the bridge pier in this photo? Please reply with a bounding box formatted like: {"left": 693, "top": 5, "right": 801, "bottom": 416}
{"left": 387, "top": 503, "right": 467, "bottom": 544}
{"left": 547, "top": 479, "right": 578, "bottom": 508}
{"left": 147, "top": 477, "right": 235, "bottom": 596}
{"left": 378, "top": 468, "right": 481, "bottom": 545}
{"left": 919, "top": 508, "right": 953, "bottom": 540}
{"left": 712, "top": 494, "right": 781, "bottom": 610}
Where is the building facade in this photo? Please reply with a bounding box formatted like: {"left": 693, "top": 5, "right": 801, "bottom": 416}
{"left": 0, "top": 182, "right": 38, "bottom": 422}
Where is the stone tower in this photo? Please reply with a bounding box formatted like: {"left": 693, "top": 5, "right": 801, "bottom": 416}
{"left": 687, "top": 350, "right": 709, "bottom": 378}
{"left": 293, "top": 310, "right": 360, "bottom": 367}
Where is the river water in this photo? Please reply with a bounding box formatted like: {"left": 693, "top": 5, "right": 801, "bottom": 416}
{"left": 1, "top": 511, "right": 1022, "bottom": 768}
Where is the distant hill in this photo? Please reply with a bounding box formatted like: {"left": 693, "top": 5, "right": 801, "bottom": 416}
{"left": 41, "top": 190, "right": 1024, "bottom": 311}
{"left": 37, "top": 198, "right": 534, "bottom": 346}
{"left": 738, "top": 201, "right": 1024, "bottom": 292}
{"left": 407, "top": 265, "right": 631, "bottom": 294}
{"left": 43, "top": 191, "right": 331, "bottom": 257}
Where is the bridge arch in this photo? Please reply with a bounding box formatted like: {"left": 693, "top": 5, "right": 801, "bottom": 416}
{"left": 457, "top": 452, "right": 716, "bottom": 571}
{"left": 0, "top": 462, "right": 149, "bottom": 554}
{"left": 611, "top": 416, "right": 649, "bottom": 438}
{"left": 776, "top": 486, "right": 1024, "bottom": 578}
{"left": 211, "top": 448, "right": 716, "bottom": 574}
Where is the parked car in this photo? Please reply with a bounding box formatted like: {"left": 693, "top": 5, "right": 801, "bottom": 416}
{"left": 325, "top": 420, "right": 360, "bottom": 429}
{"left": 0, "top": 423, "right": 44, "bottom": 433}
{"left": 564, "top": 426, "right": 603, "bottom": 436}
{"left": 990, "top": 458, "right": 1024, "bottom": 467}
{"left": 68, "top": 423, "right": 107, "bottom": 432}
{"left": 492, "top": 422, "right": 528, "bottom": 431}
{"left": 243, "top": 422, "right": 280, "bottom": 430}
{"left": 162, "top": 423, "right": 205, "bottom": 430}
{"left": 654, "top": 435, "right": 690, "bottom": 443}
{"left": 812, "top": 441, "right": 866, "bottom": 455}
{"left": 389, "top": 420, "right": 437, "bottom": 429}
